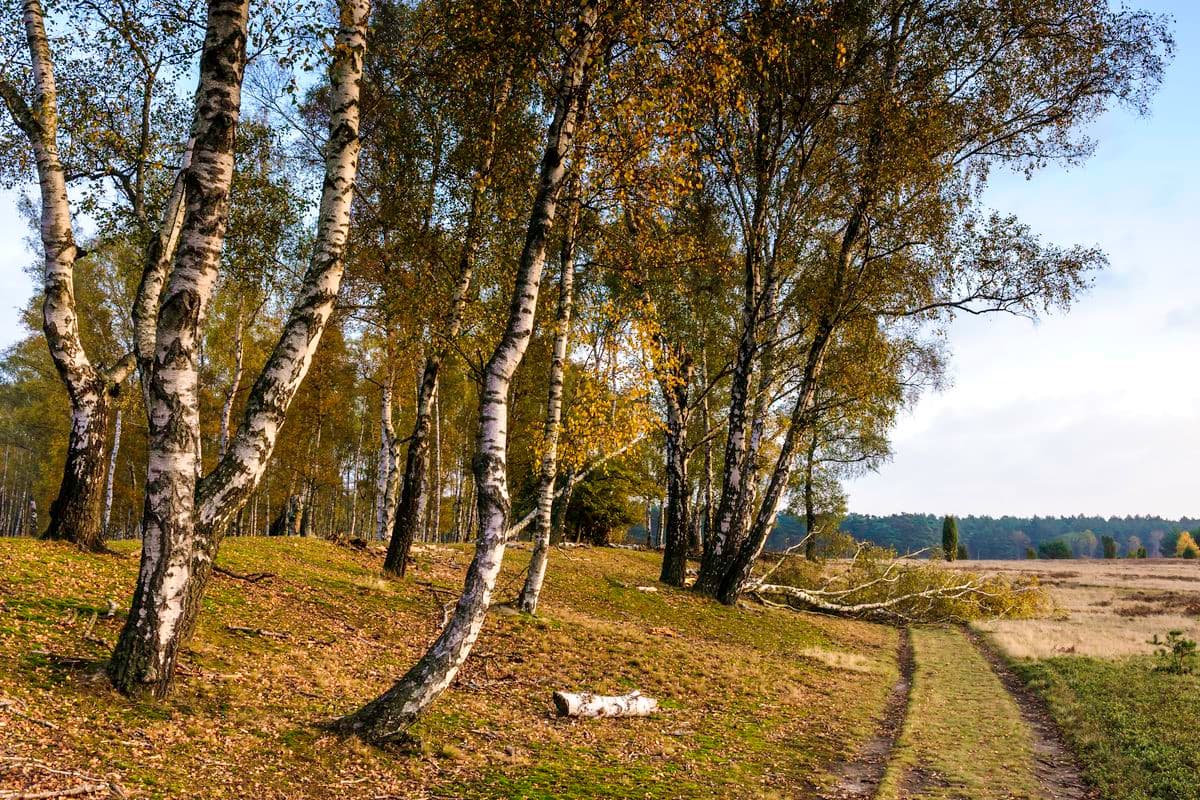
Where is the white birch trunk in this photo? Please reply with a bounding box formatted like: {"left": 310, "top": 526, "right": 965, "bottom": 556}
{"left": 108, "top": 0, "right": 252, "bottom": 696}
{"left": 348, "top": 413, "right": 365, "bottom": 541}
{"left": 109, "top": 0, "right": 370, "bottom": 696}
{"left": 336, "top": 3, "right": 597, "bottom": 742}
{"left": 375, "top": 377, "right": 400, "bottom": 541}
{"left": 518, "top": 194, "right": 578, "bottom": 613}
{"left": 0, "top": 0, "right": 139, "bottom": 550}
{"left": 552, "top": 691, "right": 658, "bottom": 719}
{"left": 103, "top": 407, "right": 122, "bottom": 536}
{"left": 217, "top": 304, "right": 244, "bottom": 458}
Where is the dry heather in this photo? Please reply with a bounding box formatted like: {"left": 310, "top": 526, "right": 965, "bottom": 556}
{"left": 948, "top": 559, "right": 1200, "bottom": 659}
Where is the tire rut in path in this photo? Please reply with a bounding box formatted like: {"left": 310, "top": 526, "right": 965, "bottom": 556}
{"left": 828, "top": 626, "right": 914, "bottom": 800}
{"left": 963, "top": 627, "right": 1096, "bottom": 800}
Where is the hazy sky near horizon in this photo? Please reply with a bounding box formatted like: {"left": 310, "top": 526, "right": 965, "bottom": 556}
{"left": 0, "top": 1, "right": 1197, "bottom": 519}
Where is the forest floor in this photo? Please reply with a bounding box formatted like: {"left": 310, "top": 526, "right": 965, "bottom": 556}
{"left": 3, "top": 542, "right": 1196, "bottom": 799}
{"left": 1, "top": 538, "right": 900, "bottom": 799}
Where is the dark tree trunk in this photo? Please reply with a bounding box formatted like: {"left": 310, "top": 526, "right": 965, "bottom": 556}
{"left": 386, "top": 76, "right": 511, "bottom": 576}
{"left": 550, "top": 470, "right": 574, "bottom": 545}
{"left": 44, "top": 383, "right": 112, "bottom": 550}
{"left": 803, "top": 430, "right": 818, "bottom": 561}
{"left": 384, "top": 361, "right": 435, "bottom": 574}
{"left": 659, "top": 352, "right": 693, "bottom": 586}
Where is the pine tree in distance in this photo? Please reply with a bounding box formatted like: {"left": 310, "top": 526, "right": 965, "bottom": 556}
{"left": 943, "top": 516, "right": 959, "bottom": 562}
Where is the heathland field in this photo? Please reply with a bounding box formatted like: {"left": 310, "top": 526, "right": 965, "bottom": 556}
{"left": 961, "top": 559, "right": 1200, "bottom": 800}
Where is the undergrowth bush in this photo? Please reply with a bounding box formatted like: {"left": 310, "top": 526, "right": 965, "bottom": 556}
{"left": 1149, "top": 630, "right": 1197, "bottom": 674}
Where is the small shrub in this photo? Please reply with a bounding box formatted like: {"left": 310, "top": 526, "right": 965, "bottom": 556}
{"left": 1137, "top": 546, "right": 1148, "bottom": 559}
{"left": 1025, "top": 546, "right": 1037, "bottom": 560}
{"left": 956, "top": 543, "right": 969, "bottom": 560}
{"left": 1102, "top": 535, "right": 1118, "bottom": 559}
{"left": 1149, "top": 630, "right": 1198, "bottom": 675}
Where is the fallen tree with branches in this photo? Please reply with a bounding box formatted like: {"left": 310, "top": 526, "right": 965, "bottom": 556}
{"left": 747, "top": 543, "right": 1048, "bottom": 624}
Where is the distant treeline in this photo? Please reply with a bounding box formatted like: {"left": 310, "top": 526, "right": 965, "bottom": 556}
{"left": 766, "top": 513, "right": 1200, "bottom": 558}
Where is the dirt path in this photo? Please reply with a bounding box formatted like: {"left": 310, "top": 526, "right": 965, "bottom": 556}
{"left": 963, "top": 627, "right": 1095, "bottom": 800}
{"left": 828, "top": 627, "right": 914, "bottom": 799}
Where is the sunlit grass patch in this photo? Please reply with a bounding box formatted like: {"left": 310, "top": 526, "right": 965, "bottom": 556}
{"left": 1014, "top": 656, "right": 1200, "bottom": 800}
{"left": 0, "top": 537, "right": 898, "bottom": 799}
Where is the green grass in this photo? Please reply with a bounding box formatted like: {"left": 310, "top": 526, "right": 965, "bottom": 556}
{"left": 877, "top": 627, "right": 1042, "bottom": 800}
{"left": 0, "top": 538, "right": 897, "bottom": 799}
{"left": 1013, "top": 656, "right": 1200, "bottom": 800}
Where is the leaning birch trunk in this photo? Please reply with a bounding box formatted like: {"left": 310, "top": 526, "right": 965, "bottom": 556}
{"left": 717, "top": 321, "right": 832, "bottom": 604}
{"left": 0, "top": 0, "right": 138, "bottom": 551}
{"left": 334, "top": 5, "right": 597, "bottom": 742}
{"left": 217, "top": 304, "right": 244, "bottom": 458}
{"left": 694, "top": 148, "right": 780, "bottom": 594}
{"left": 385, "top": 77, "right": 511, "bottom": 575}
{"left": 693, "top": 253, "right": 761, "bottom": 591}
{"left": 518, "top": 194, "right": 578, "bottom": 613}
{"left": 552, "top": 690, "right": 658, "bottom": 718}
{"left": 109, "top": 0, "right": 370, "bottom": 696}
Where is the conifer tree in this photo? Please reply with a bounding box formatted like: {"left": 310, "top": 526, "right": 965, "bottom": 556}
{"left": 942, "top": 515, "right": 959, "bottom": 562}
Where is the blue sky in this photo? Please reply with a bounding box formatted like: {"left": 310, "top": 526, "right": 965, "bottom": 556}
{"left": 845, "top": 0, "right": 1200, "bottom": 518}
{"left": 1, "top": 2, "right": 1196, "bottom": 518}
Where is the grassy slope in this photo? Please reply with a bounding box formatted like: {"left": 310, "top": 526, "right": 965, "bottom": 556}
{"left": 877, "top": 627, "right": 1041, "bottom": 800}
{"left": 0, "top": 538, "right": 896, "bottom": 799}
{"left": 1014, "top": 656, "right": 1200, "bottom": 800}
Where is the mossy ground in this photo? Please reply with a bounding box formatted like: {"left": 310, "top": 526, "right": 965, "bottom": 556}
{"left": 1013, "top": 655, "right": 1200, "bottom": 800}
{"left": 0, "top": 538, "right": 896, "bottom": 798}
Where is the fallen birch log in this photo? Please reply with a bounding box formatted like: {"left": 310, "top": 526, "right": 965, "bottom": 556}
{"left": 552, "top": 690, "right": 658, "bottom": 718}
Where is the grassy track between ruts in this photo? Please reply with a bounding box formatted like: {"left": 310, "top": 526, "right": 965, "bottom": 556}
{"left": 876, "top": 627, "right": 1042, "bottom": 800}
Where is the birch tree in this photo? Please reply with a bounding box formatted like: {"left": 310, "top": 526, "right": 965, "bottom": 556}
{"left": 696, "top": 0, "right": 1170, "bottom": 604}
{"left": 335, "top": 0, "right": 600, "bottom": 741}
{"left": 0, "top": 0, "right": 198, "bottom": 549}
{"left": 516, "top": 189, "right": 579, "bottom": 613}
{"left": 108, "top": 0, "right": 371, "bottom": 696}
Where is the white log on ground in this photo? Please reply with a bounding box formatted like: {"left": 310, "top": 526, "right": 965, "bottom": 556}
{"left": 552, "top": 690, "right": 658, "bottom": 719}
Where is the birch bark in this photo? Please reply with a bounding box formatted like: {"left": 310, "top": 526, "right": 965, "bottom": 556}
{"left": 335, "top": 2, "right": 597, "bottom": 741}
{"left": 103, "top": 408, "right": 123, "bottom": 537}
{"left": 518, "top": 194, "right": 579, "bottom": 613}
{"left": 375, "top": 376, "right": 399, "bottom": 541}
{"left": 109, "top": 0, "right": 370, "bottom": 695}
